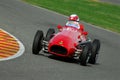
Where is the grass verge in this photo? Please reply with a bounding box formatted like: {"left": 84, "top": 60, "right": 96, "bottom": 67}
{"left": 23, "top": 0, "right": 120, "bottom": 33}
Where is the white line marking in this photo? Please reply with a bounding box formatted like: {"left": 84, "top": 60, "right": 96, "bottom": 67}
{"left": 0, "top": 28, "right": 25, "bottom": 61}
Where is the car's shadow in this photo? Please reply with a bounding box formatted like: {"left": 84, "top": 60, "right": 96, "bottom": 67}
{"left": 38, "top": 52, "right": 78, "bottom": 63}
{"left": 48, "top": 55, "right": 78, "bottom": 63}
{"left": 38, "top": 52, "right": 100, "bottom": 67}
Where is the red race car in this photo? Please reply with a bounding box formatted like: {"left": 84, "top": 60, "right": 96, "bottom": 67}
{"left": 32, "top": 25, "right": 100, "bottom": 66}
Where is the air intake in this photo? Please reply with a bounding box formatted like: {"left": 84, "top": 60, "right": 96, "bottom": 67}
{"left": 50, "top": 45, "right": 67, "bottom": 55}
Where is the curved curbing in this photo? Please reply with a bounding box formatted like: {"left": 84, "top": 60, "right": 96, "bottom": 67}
{"left": 0, "top": 28, "right": 25, "bottom": 61}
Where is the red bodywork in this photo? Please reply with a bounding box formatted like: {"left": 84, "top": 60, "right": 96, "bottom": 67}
{"left": 48, "top": 26, "right": 87, "bottom": 57}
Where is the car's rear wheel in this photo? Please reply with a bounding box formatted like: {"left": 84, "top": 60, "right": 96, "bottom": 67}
{"left": 79, "top": 45, "right": 90, "bottom": 66}
{"left": 88, "top": 39, "right": 100, "bottom": 64}
{"left": 32, "top": 30, "right": 44, "bottom": 55}
{"left": 45, "top": 28, "right": 55, "bottom": 41}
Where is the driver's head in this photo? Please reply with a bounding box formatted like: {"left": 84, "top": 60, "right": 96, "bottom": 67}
{"left": 69, "top": 14, "right": 79, "bottom": 22}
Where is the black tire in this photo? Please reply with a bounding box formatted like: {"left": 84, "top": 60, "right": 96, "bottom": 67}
{"left": 79, "top": 45, "right": 90, "bottom": 66}
{"left": 88, "top": 39, "right": 100, "bottom": 64}
{"left": 32, "top": 30, "right": 44, "bottom": 55}
{"left": 45, "top": 28, "right": 55, "bottom": 41}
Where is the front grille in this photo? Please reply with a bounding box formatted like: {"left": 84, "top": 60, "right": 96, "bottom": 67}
{"left": 50, "top": 45, "right": 67, "bottom": 55}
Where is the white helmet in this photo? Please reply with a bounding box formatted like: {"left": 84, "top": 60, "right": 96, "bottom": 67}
{"left": 69, "top": 14, "right": 79, "bottom": 22}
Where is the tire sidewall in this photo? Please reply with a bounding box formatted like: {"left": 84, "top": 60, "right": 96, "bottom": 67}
{"left": 79, "top": 45, "right": 89, "bottom": 66}
{"left": 32, "top": 30, "right": 43, "bottom": 54}
{"left": 45, "top": 28, "right": 55, "bottom": 41}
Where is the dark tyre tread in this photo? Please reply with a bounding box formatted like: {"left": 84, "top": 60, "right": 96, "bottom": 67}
{"left": 32, "top": 30, "right": 43, "bottom": 55}
{"left": 45, "top": 28, "right": 55, "bottom": 41}
{"left": 79, "top": 45, "right": 89, "bottom": 66}
{"left": 88, "top": 39, "right": 100, "bottom": 64}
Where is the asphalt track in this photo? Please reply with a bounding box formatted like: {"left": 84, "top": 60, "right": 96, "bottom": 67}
{"left": 0, "top": 0, "right": 120, "bottom": 80}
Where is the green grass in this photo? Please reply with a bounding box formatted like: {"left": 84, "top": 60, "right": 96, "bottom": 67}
{"left": 23, "top": 0, "right": 120, "bottom": 33}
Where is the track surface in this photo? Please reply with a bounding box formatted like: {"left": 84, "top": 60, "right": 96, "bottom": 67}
{"left": 0, "top": 0, "right": 120, "bottom": 80}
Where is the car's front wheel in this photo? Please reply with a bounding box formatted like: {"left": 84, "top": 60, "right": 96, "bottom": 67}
{"left": 32, "top": 30, "right": 44, "bottom": 55}
{"left": 79, "top": 45, "right": 90, "bottom": 66}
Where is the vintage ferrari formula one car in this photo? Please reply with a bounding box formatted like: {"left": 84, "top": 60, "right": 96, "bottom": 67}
{"left": 32, "top": 25, "right": 100, "bottom": 66}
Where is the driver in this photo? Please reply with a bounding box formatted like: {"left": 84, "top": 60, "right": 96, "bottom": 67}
{"left": 66, "top": 14, "right": 84, "bottom": 31}
{"left": 66, "top": 14, "right": 88, "bottom": 42}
